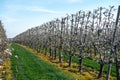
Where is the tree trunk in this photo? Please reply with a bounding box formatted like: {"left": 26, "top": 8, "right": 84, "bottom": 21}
{"left": 106, "top": 63, "right": 112, "bottom": 80}
{"left": 51, "top": 49, "right": 54, "bottom": 59}
{"left": 49, "top": 48, "right": 52, "bottom": 56}
{"left": 78, "top": 56, "right": 83, "bottom": 74}
{"left": 69, "top": 54, "right": 72, "bottom": 67}
{"left": 114, "top": 45, "right": 120, "bottom": 80}
{"left": 116, "top": 60, "right": 120, "bottom": 80}
{"left": 43, "top": 46, "right": 45, "bottom": 55}
{"left": 93, "top": 44, "right": 97, "bottom": 56}
{"left": 59, "top": 50, "right": 62, "bottom": 63}
{"left": 98, "top": 62, "right": 104, "bottom": 78}
{"left": 54, "top": 49, "right": 57, "bottom": 59}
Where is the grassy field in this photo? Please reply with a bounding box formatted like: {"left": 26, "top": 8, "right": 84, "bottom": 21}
{"left": 39, "top": 46, "right": 116, "bottom": 77}
{"left": 66, "top": 56, "right": 116, "bottom": 76}
{"left": 11, "top": 43, "right": 74, "bottom": 80}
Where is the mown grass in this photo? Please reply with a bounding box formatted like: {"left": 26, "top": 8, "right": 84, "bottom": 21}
{"left": 39, "top": 46, "right": 116, "bottom": 77}
{"left": 11, "top": 43, "right": 74, "bottom": 80}
{"left": 63, "top": 54, "right": 116, "bottom": 76}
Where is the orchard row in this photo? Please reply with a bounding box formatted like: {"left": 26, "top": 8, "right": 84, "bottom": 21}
{"left": 13, "top": 6, "right": 120, "bottom": 80}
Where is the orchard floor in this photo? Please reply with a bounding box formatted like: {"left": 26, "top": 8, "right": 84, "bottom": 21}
{"left": 11, "top": 43, "right": 74, "bottom": 80}
{"left": 11, "top": 43, "right": 116, "bottom": 80}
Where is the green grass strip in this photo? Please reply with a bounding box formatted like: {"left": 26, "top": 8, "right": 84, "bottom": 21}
{"left": 11, "top": 43, "right": 74, "bottom": 80}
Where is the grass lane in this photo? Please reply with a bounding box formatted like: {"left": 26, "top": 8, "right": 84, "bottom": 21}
{"left": 39, "top": 47, "right": 116, "bottom": 77}
{"left": 11, "top": 43, "right": 74, "bottom": 80}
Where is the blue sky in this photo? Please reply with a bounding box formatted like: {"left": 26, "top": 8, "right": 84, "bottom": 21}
{"left": 0, "top": 0, "right": 120, "bottom": 38}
